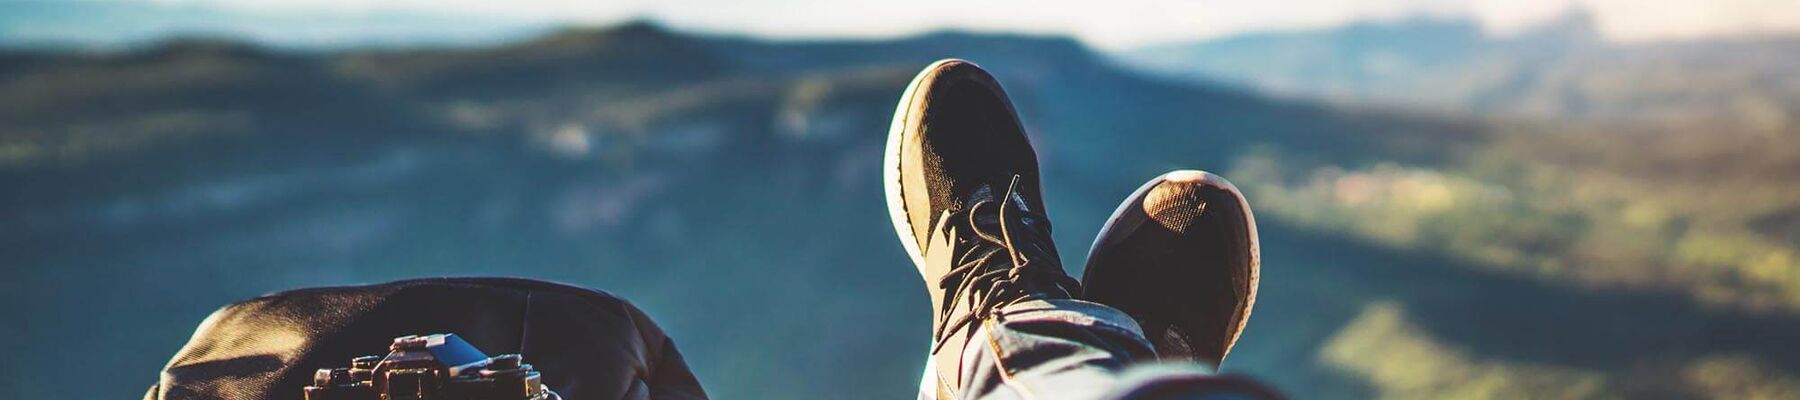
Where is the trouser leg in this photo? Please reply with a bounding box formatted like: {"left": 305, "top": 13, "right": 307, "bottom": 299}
{"left": 930, "top": 299, "right": 1280, "bottom": 400}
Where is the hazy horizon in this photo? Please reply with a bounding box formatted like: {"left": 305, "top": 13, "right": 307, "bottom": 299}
{"left": 6, "top": 0, "right": 1800, "bottom": 51}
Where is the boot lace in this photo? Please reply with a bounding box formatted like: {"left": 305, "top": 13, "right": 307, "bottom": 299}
{"left": 932, "top": 175, "right": 1081, "bottom": 350}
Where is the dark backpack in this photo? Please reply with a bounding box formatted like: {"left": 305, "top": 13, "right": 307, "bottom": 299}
{"left": 144, "top": 277, "right": 708, "bottom": 400}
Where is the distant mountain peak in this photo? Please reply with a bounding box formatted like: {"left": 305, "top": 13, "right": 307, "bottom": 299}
{"left": 907, "top": 30, "right": 1090, "bottom": 54}
{"left": 1515, "top": 9, "right": 1600, "bottom": 43}
{"left": 525, "top": 20, "right": 690, "bottom": 51}
{"left": 1336, "top": 17, "right": 1484, "bottom": 40}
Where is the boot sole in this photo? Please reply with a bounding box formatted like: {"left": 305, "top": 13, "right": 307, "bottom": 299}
{"left": 1086, "top": 170, "right": 1261, "bottom": 364}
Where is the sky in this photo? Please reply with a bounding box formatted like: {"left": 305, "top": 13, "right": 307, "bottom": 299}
{"left": 4, "top": 0, "right": 1799, "bottom": 49}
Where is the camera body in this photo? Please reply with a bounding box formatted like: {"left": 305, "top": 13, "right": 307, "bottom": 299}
{"left": 303, "top": 334, "right": 559, "bottom": 400}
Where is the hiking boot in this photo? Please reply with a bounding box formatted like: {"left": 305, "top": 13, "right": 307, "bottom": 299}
{"left": 1082, "top": 170, "right": 1260, "bottom": 368}
{"left": 884, "top": 59, "right": 1080, "bottom": 396}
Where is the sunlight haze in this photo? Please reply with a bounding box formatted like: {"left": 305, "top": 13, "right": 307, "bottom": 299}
{"left": 8, "top": 0, "right": 1799, "bottom": 48}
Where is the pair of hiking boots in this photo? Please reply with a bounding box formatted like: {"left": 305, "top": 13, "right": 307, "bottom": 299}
{"left": 884, "top": 60, "right": 1260, "bottom": 394}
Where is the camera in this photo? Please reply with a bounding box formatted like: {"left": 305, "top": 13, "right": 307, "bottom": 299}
{"left": 303, "top": 333, "right": 560, "bottom": 400}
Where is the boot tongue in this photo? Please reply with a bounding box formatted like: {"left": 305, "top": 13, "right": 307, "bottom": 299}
{"left": 960, "top": 185, "right": 1073, "bottom": 301}
{"left": 964, "top": 183, "right": 1050, "bottom": 234}
{"left": 992, "top": 185, "right": 1056, "bottom": 245}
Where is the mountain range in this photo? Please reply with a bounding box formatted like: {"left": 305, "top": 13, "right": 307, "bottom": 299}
{"left": 4, "top": 21, "right": 1799, "bottom": 399}
{"left": 1118, "top": 12, "right": 1800, "bottom": 134}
